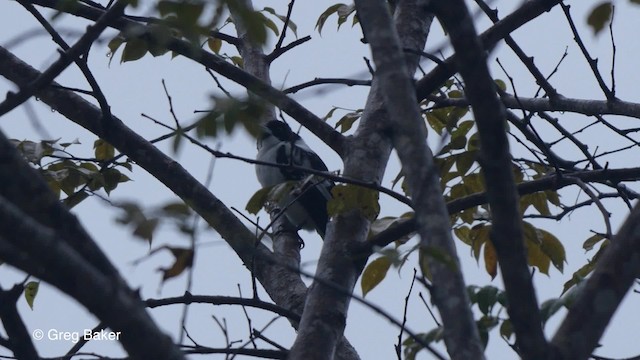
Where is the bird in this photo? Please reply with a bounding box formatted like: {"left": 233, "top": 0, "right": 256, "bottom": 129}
{"left": 255, "top": 120, "right": 334, "bottom": 239}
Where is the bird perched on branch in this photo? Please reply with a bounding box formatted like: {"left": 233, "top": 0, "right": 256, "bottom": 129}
{"left": 255, "top": 120, "right": 333, "bottom": 239}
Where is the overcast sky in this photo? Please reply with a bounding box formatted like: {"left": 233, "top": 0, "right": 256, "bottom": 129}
{"left": 1, "top": 0, "right": 640, "bottom": 359}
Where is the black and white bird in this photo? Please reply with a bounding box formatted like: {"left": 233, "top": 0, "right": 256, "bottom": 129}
{"left": 255, "top": 120, "right": 333, "bottom": 238}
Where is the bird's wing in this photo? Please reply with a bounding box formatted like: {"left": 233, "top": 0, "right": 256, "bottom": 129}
{"left": 297, "top": 181, "right": 332, "bottom": 238}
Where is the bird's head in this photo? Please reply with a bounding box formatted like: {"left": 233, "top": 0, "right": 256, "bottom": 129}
{"left": 257, "top": 120, "right": 300, "bottom": 150}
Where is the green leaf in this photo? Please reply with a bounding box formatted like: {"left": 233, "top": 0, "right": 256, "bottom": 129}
{"left": 476, "top": 286, "right": 499, "bottom": 315}
{"left": 425, "top": 111, "right": 445, "bottom": 135}
{"left": 133, "top": 217, "right": 159, "bottom": 245}
{"left": 403, "top": 332, "right": 440, "bottom": 360}
{"left": 262, "top": 7, "right": 298, "bottom": 36}
{"left": 161, "top": 202, "right": 191, "bottom": 218}
{"left": 257, "top": 12, "right": 279, "bottom": 36}
{"left": 455, "top": 150, "right": 476, "bottom": 176}
{"left": 103, "top": 168, "right": 128, "bottom": 194}
{"left": 499, "top": 319, "right": 513, "bottom": 341}
{"left": 107, "top": 34, "right": 125, "bottom": 55}
{"left": 24, "top": 281, "right": 40, "bottom": 310}
{"left": 361, "top": 256, "right": 392, "bottom": 297}
{"left": 315, "top": 4, "right": 345, "bottom": 35}
{"left": 121, "top": 37, "right": 148, "bottom": 63}
{"left": 587, "top": 2, "right": 613, "bottom": 35}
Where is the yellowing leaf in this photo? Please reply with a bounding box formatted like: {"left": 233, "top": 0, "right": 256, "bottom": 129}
{"left": 246, "top": 187, "right": 271, "bottom": 214}
{"left": 545, "top": 190, "right": 561, "bottom": 206}
{"left": 531, "top": 192, "right": 551, "bottom": 216}
{"left": 159, "top": 247, "right": 194, "bottom": 282}
{"left": 336, "top": 111, "right": 362, "bottom": 133}
{"left": 539, "top": 229, "right": 566, "bottom": 272}
{"left": 24, "top": 281, "right": 39, "bottom": 310}
{"left": 208, "top": 37, "right": 222, "bottom": 53}
{"left": 328, "top": 184, "right": 380, "bottom": 221}
{"left": 230, "top": 55, "right": 244, "bottom": 68}
{"left": 454, "top": 226, "right": 471, "bottom": 245}
{"left": 470, "top": 224, "right": 490, "bottom": 261}
{"left": 500, "top": 319, "right": 513, "bottom": 341}
{"left": 583, "top": 233, "right": 605, "bottom": 251}
{"left": 361, "top": 256, "right": 391, "bottom": 297}
{"left": 94, "top": 139, "right": 115, "bottom": 160}
{"left": 484, "top": 240, "right": 498, "bottom": 279}
{"left": 523, "top": 222, "right": 550, "bottom": 275}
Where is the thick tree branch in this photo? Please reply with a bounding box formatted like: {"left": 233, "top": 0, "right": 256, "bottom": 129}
{"left": 552, "top": 203, "right": 640, "bottom": 359}
{"left": 0, "top": 146, "right": 183, "bottom": 359}
{"left": 0, "top": 45, "right": 322, "bottom": 356}
{"left": 353, "top": 1, "right": 484, "bottom": 359}
{"left": 229, "top": 1, "right": 359, "bottom": 358}
{"left": 367, "top": 166, "right": 640, "bottom": 251}
{"left": 289, "top": 0, "right": 436, "bottom": 358}
{"left": 430, "top": 1, "right": 549, "bottom": 359}
{"left": 434, "top": 93, "right": 640, "bottom": 119}
{"left": 0, "top": 284, "right": 39, "bottom": 360}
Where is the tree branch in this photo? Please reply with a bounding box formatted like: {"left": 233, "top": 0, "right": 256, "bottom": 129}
{"left": 0, "top": 0, "right": 127, "bottom": 117}
{"left": 289, "top": 0, "right": 437, "bottom": 358}
{"left": 0, "top": 284, "right": 39, "bottom": 360}
{"left": 552, "top": 203, "right": 640, "bottom": 359}
{"left": 430, "top": 1, "right": 549, "bottom": 358}
{"left": 28, "top": 0, "right": 346, "bottom": 157}
{"left": 415, "top": 0, "right": 563, "bottom": 100}
{"left": 0, "top": 176, "right": 183, "bottom": 359}
{"left": 354, "top": 1, "right": 485, "bottom": 359}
